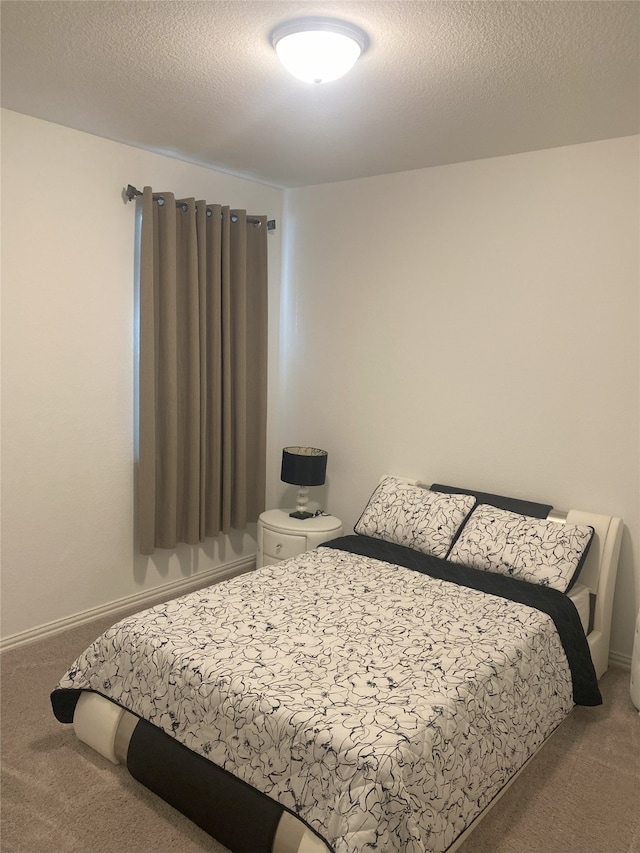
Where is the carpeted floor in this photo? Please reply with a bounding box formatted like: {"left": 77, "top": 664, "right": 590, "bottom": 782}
{"left": 1, "top": 617, "right": 639, "bottom": 853}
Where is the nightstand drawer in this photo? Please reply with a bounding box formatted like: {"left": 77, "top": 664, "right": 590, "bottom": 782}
{"left": 262, "top": 527, "right": 307, "bottom": 560}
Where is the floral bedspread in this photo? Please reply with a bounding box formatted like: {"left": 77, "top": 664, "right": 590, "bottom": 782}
{"left": 54, "top": 546, "right": 575, "bottom": 853}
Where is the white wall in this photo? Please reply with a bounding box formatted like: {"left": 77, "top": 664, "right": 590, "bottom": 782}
{"left": 3, "top": 111, "right": 638, "bottom": 663}
{"left": 280, "top": 136, "right": 639, "bottom": 660}
{"left": 1, "top": 109, "right": 283, "bottom": 642}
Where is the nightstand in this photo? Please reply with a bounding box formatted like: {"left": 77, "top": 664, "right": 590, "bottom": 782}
{"left": 257, "top": 509, "right": 344, "bottom": 568}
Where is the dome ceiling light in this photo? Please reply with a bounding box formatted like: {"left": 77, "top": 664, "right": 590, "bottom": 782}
{"left": 271, "top": 17, "right": 368, "bottom": 84}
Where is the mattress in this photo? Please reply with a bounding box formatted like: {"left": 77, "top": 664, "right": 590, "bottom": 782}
{"left": 52, "top": 538, "right": 599, "bottom": 853}
{"left": 567, "top": 582, "right": 590, "bottom": 634}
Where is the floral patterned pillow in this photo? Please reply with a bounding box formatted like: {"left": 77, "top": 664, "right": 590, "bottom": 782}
{"left": 355, "top": 477, "right": 476, "bottom": 558}
{"left": 448, "top": 504, "right": 594, "bottom": 592}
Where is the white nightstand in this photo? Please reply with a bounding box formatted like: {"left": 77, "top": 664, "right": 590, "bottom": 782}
{"left": 257, "top": 509, "right": 344, "bottom": 568}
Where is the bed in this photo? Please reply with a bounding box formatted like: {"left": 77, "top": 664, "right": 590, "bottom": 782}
{"left": 51, "top": 477, "right": 623, "bottom": 853}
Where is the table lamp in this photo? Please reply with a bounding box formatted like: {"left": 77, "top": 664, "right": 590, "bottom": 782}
{"left": 281, "top": 446, "right": 328, "bottom": 519}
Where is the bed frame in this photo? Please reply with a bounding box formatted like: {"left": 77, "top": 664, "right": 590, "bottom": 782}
{"left": 69, "top": 483, "right": 623, "bottom": 853}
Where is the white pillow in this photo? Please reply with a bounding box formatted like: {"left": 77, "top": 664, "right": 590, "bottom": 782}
{"left": 448, "top": 504, "right": 593, "bottom": 592}
{"left": 355, "top": 476, "right": 475, "bottom": 558}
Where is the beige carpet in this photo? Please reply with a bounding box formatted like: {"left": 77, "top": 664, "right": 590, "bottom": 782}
{"left": 1, "top": 616, "right": 639, "bottom": 853}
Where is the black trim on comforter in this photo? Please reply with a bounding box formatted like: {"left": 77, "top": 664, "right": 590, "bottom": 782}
{"left": 321, "top": 535, "right": 602, "bottom": 707}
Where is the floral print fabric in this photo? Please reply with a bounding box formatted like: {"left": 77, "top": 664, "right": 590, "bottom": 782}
{"left": 355, "top": 477, "right": 475, "bottom": 557}
{"left": 448, "top": 504, "right": 593, "bottom": 592}
{"left": 55, "top": 547, "right": 574, "bottom": 853}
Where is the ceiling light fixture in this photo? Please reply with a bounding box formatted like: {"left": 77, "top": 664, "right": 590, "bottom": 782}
{"left": 271, "top": 17, "right": 368, "bottom": 84}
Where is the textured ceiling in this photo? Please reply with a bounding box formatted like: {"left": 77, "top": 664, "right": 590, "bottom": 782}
{"left": 1, "top": 0, "right": 638, "bottom": 188}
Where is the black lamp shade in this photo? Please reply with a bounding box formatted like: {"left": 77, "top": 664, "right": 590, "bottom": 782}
{"left": 281, "top": 447, "right": 327, "bottom": 487}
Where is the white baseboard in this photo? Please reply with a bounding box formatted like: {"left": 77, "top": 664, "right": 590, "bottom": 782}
{"left": 609, "top": 649, "right": 632, "bottom": 671}
{"left": 0, "top": 555, "right": 256, "bottom": 654}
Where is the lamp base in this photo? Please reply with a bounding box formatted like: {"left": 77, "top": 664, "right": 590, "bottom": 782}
{"left": 289, "top": 510, "right": 315, "bottom": 520}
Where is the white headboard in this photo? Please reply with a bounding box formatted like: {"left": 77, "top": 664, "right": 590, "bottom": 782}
{"left": 565, "top": 509, "right": 623, "bottom": 679}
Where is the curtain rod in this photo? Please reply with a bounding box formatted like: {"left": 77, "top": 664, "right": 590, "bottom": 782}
{"left": 125, "top": 185, "right": 276, "bottom": 230}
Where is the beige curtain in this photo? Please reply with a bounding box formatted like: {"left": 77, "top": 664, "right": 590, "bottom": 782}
{"left": 137, "top": 187, "right": 268, "bottom": 555}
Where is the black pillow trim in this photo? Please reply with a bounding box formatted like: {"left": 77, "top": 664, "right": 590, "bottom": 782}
{"left": 355, "top": 479, "right": 477, "bottom": 558}
{"left": 445, "top": 503, "right": 595, "bottom": 594}
{"left": 353, "top": 479, "right": 386, "bottom": 534}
